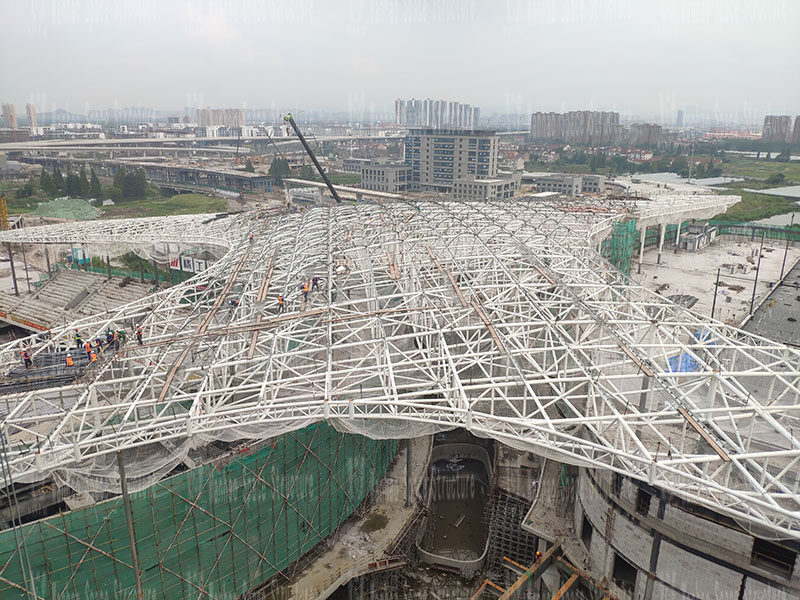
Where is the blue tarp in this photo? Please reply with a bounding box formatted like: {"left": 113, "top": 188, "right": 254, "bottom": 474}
{"left": 668, "top": 353, "right": 700, "bottom": 373}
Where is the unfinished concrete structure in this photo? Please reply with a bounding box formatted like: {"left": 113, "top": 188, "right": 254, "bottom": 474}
{"left": 0, "top": 192, "right": 798, "bottom": 598}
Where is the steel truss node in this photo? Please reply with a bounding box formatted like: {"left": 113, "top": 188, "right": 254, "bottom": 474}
{"left": 0, "top": 196, "right": 798, "bottom": 541}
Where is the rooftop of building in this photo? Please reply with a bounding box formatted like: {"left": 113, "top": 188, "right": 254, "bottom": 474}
{"left": 406, "top": 128, "right": 497, "bottom": 137}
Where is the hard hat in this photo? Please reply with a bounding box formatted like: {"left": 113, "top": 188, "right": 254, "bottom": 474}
{"left": 67, "top": 353, "right": 72, "bottom": 357}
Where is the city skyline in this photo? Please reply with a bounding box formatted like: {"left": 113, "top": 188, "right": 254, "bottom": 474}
{"left": 1, "top": 1, "right": 798, "bottom": 122}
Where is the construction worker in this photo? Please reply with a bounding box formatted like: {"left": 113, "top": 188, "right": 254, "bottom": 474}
{"left": 21, "top": 348, "right": 32, "bottom": 369}
{"left": 535, "top": 550, "right": 543, "bottom": 562}
{"left": 74, "top": 329, "right": 83, "bottom": 349}
{"left": 301, "top": 282, "right": 309, "bottom": 302}
{"left": 277, "top": 294, "right": 285, "bottom": 313}
{"left": 106, "top": 328, "right": 114, "bottom": 344}
{"left": 230, "top": 298, "right": 239, "bottom": 308}
{"left": 248, "top": 233, "right": 254, "bottom": 242}
{"left": 65, "top": 353, "right": 74, "bottom": 367}
{"left": 136, "top": 325, "right": 143, "bottom": 345}
{"left": 118, "top": 329, "right": 127, "bottom": 345}
{"left": 112, "top": 329, "right": 119, "bottom": 351}
{"left": 83, "top": 340, "right": 93, "bottom": 360}
{"left": 95, "top": 337, "right": 103, "bottom": 352}
{"left": 312, "top": 276, "right": 321, "bottom": 291}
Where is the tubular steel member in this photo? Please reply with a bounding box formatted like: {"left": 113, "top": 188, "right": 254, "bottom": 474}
{"left": 283, "top": 113, "right": 342, "bottom": 204}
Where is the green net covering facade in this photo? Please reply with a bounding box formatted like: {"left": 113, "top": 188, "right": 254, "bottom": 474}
{"left": 0, "top": 424, "right": 398, "bottom": 599}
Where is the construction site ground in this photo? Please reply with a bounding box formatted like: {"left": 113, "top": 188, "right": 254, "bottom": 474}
{"left": 286, "top": 435, "right": 432, "bottom": 599}
{"left": 637, "top": 237, "right": 800, "bottom": 325}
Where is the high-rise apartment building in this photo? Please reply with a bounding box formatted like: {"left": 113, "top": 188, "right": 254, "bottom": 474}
{"left": 792, "top": 116, "right": 800, "bottom": 144}
{"left": 395, "top": 99, "right": 479, "bottom": 129}
{"left": 762, "top": 115, "right": 792, "bottom": 142}
{"left": 26, "top": 104, "right": 37, "bottom": 129}
{"left": 2, "top": 103, "right": 18, "bottom": 129}
{"left": 628, "top": 123, "right": 662, "bottom": 147}
{"left": 530, "top": 111, "right": 621, "bottom": 144}
{"left": 196, "top": 108, "right": 245, "bottom": 128}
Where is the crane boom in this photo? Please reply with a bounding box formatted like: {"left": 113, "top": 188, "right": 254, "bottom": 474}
{"left": 283, "top": 113, "right": 342, "bottom": 204}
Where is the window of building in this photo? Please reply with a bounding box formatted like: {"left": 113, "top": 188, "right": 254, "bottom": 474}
{"left": 751, "top": 538, "right": 796, "bottom": 578}
{"left": 635, "top": 488, "right": 651, "bottom": 516}
{"left": 612, "top": 472, "right": 623, "bottom": 496}
{"left": 612, "top": 553, "right": 637, "bottom": 593}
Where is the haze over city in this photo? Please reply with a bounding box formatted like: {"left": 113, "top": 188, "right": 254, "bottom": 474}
{"left": 1, "top": 0, "right": 799, "bottom": 123}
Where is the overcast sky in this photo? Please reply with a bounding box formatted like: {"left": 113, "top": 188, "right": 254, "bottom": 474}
{"left": 1, "top": 0, "right": 798, "bottom": 123}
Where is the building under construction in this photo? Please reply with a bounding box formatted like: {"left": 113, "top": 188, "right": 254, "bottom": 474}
{"left": 0, "top": 193, "right": 799, "bottom": 599}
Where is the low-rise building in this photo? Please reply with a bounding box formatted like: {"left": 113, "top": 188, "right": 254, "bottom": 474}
{"left": 452, "top": 174, "right": 519, "bottom": 201}
{"left": 342, "top": 157, "right": 372, "bottom": 174}
{"left": 533, "top": 174, "right": 583, "bottom": 196}
{"left": 360, "top": 164, "right": 413, "bottom": 193}
{"left": 530, "top": 174, "right": 605, "bottom": 196}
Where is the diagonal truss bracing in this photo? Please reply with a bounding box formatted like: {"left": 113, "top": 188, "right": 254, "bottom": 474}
{"left": 0, "top": 196, "right": 799, "bottom": 541}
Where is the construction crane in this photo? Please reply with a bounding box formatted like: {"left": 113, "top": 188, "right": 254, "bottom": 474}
{"left": 283, "top": 113, "right": 342, "bottom": 204}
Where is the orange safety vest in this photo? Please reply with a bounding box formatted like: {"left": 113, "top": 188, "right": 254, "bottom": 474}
{"left": 22, "top": 350, "right": 30, "bottom": 360}
{"left": 278, "top": 296, "right": 284, "bottom": 305}
{"left": 90, "top": 352, "right": 97, "bottom": 362}
{"left": 84, "top": 341, "right": 92, "bottom": 352}
{"left": 66, "top": 356, "right": 74, "bottom": 366}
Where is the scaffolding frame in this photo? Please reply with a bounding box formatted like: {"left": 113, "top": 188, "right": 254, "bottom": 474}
{"left": 1, "top": 195, "right": 799, "bottom": 542}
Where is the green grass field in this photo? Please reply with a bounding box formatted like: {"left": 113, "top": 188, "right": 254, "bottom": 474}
{"left": 100, "top": 193, "right": 227, "bottom": 218}
{"left": 713, "top": 189, "right": 799, "bottom": 222}
{"left": 721, "top": 155, "right": 800, "bottom": 181}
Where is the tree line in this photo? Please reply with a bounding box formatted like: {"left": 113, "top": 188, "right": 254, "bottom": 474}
{"left": 34, "top": 165, "right": 147, "bottom": 202}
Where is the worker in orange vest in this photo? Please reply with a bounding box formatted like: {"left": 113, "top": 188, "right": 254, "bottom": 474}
{"left": 278, "top": 295, "right": 285, "bottom": 313}
{"left": 65, "top": 353, "right": 74, "bottom": 367}
{"left": 89, "top": 350, "right": 97, "bottom": 362}
{"left": 83, "top": 340, "right": 93, "bottom": 359}
{"left": 301, "top": 282, "right": 309, "bottom": 302}
{"left": 136, "top": 325, "right": 143, "bottom": 345}
{"left": 22, "top": 348, "right": 32, "bottom": 369}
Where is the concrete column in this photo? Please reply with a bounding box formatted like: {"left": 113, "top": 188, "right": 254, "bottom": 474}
{"left": 675, "top": 220, "right": 683, "bottom": 248}
{"left": 657, "top": 223, "right": 666, "bottom": 264}
{"left": 152, "top": 258, "right": 158, "bottom": 286}
{"left": 405, "top": 439, "right": 413, "bottom": 507}
{"left": 45, "top": 247, "right": 51, "bottom": 276}
{"left": 106, "top": 255, "right": 112, "bottom": 280}
{"left": 139, "top": 256, "right": 144, "bottom": 283}
{"left": 6, "top": 243, "right": 19, "bottom": 296}
{"left": 118, "top": 453, "right": 144, "bottom": 600}
{"left": 638, "top": 226, "right": 647, "bottom": 274}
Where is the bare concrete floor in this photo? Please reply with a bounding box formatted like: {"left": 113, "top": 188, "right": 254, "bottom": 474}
{"left": 635, "top": 237, "right": 800, "bottom": 325}
{"left": 286, "top": 435, "right": 432, "bottom": 600}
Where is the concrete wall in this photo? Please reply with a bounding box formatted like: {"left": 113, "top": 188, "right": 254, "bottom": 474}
{"left": 575, "top": 469, "right": 800, "bottom": 600}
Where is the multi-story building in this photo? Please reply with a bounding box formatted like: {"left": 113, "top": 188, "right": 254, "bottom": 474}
{"left": 2, "top": 103, "right": 17, "bottom": 129}
{"left": 628, "top": 123, "right": 662, "bottom": 147}
{"left": 529, "top": 174, "right": 605, "bottom": 196}
{"left": 25, "top": 104, "right": 37, "bottom": 129}
{"left": 196, "top": 108, "right": 245, "bottom": 128}
{"left": 762, "top": 115, "right": 792, "bottom": 142}
{"left": 404, "top": 128, "right": 500, "bottom": 194}
{"left": 452, "top": 175, "right": 518, "bottom": 200}
{"left": 360, "top": 164, "right": 413, "bottom": 193}
{"left": 530, "top": 111, "right": 622, "bottom": 145}
{"left": 395, "top": 99, "right": 479, "bottom": 129}
{"left": 342, "top": 157, "right": 372, "bottom": 174}
{"left": 532, "top": 174, "right": 583, "bottom": 196}
{"left": 402, "top": 129, "right": 517, "bottom": 200}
